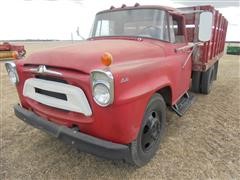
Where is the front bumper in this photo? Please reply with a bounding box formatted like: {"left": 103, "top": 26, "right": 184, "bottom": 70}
{"left": 14, "top": 104, "right": 131, "bottom": 162}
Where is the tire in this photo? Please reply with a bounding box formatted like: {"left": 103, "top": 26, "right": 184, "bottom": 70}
{"left": 129, "top": 94, "right": 166, "bottom": 167}
{"left": 213, "top": 61, "right": 219, "bottom": 81}
{"left": 200, "top": 66, "right": 215, "bottom": 94}
{"left": 191, "top": 71, "right": 201, "bottom": 93}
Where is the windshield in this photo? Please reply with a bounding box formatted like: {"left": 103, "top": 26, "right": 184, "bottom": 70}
{"left": 91, "top": 9, "right": 169, "bottom": 41}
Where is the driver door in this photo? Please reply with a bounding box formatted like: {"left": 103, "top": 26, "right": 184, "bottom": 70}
{"left": 169, "top": 14, "right": 192, "bottom": 100}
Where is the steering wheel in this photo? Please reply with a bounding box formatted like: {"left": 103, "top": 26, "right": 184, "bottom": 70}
{"left": 139, "top": 26, "right": 162, "bottom": 38}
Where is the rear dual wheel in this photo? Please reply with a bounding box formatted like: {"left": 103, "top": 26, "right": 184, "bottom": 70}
{"left": 129, "top": 94, "right": 166, "bottom": 167}
{"left": 201, "top": 65, "right": 215, "bottom": 94}
{"left": 191, "top": 62, "right": 218, "bottom": 94}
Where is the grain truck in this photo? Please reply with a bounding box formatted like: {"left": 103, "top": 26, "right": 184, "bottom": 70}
{"left": 5, "top": 4, "right": 227, "bottom": 166}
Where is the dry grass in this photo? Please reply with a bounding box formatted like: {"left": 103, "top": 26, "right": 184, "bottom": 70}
{"left": 0, "top": 42, "right": 240, "bottom": 180}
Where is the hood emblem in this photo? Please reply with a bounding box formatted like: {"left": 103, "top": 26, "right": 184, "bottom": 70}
{"left": 30, "top": 65, "right": 62, "bottom": 76}
{"left": 37, "top": 65, "right": 46, "bottom": 73}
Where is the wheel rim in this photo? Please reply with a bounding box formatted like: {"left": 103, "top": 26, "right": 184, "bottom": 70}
{"left": 141, "top": 111, "right": 161, "bottom": 152}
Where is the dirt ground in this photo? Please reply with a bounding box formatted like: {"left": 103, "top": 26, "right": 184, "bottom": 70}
{"left": 0, "top": 42, "right": 239, "bottom": 180}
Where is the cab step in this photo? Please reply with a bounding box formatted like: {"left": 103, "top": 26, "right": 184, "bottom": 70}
{"left": 171, "top": 92, "right": 196, "bottom": 117}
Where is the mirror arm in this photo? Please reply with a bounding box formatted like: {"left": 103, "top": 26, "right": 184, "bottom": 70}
{"left": 175, "top": 42, "right": 203, "bottom": 53}
{"left": 182, "top": 49, "right": 194, "bottom": 69}
{"left": 180, "top": 42, "right": 203, "bottom": 69}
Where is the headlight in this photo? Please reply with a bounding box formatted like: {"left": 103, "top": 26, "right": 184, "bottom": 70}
{"left": 91, "top": 70, "right": 114, "bottom": 107}
{"left": 93, "top": 83, "right": 111, "bottom": 106}
{"left": 5, "top": 62, "right": 19, "bottom": 85}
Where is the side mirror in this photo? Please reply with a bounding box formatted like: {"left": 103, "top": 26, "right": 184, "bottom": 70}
{"left": 198, "top": 12, "right": 213, "bottom": 42}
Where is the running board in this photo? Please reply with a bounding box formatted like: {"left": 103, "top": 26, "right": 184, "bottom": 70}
{"left": 172, "top": 92, "right": 196, "bottom": 117}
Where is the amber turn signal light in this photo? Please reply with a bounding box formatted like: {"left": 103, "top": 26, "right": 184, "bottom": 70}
{"left": 101, "top": 52, "right": 113, "bottom": 66}
{"left": 12, "top": 51, "right": 18, "bottom": 59}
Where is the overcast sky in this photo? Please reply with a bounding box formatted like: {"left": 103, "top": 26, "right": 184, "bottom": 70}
{"left": 0, "top": 0, "right": 239, "bottom": 41}
{"left": 172, "top": 0, "right": 239, "bottom": 8}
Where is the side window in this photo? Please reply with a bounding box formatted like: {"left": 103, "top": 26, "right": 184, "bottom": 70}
{"left": 101, "top": 20, "right": 110, "bottom": 36}
{"left": 169, "top": 16, "right": 175, "bottom": 43}
{"left": 95, "top": 20, "right": 114, "bottom": 36}
{"left": 162, "top": 14, "right": 170, "bottom": 41}
{"left": 169, "top": 15, "right": 185, "bottom": 43}
{"left": 95, "top": 21, "right": 101, "bottom": 36}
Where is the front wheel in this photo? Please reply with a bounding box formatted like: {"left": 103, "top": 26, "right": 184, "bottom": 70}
{"left": 129, "top": 94, "right": 166, "bottom": 167}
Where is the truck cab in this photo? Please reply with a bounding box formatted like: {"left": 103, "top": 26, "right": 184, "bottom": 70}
{"left": 5, "top": 4, "right": 227, "bottom": 166}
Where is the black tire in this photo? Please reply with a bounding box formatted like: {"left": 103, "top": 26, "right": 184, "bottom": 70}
{"left": 213, "top": 61, "right": 219, "bottom": 81}
{"left": 129, "top": 94, "right": 166, "bottom": 167}
{"left": 200, "top": 66, "right": 215, "bottom": 94}
{"left": 191, "top": 71, "right": 201, "bottom": 93}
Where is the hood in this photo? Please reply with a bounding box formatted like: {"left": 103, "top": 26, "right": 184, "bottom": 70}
{"left": 24, "top": 38, "right": 166, "bottom": 73}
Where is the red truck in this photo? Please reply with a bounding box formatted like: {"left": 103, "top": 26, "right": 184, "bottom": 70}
{"left": 0, "top": 42, "right": 26, "bottom": 59}
{"left": 5, "top": 4, "right": 227, "bottom": 166}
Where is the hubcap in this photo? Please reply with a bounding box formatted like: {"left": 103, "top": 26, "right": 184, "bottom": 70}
{"left": 141, "top": 111, "right": 161, "bottom": 152}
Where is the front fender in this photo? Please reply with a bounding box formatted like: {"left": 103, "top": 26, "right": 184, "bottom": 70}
{"left": 105, "top": 58, "right": 173, "bottom": 142}
{"left": 111, "top": 58, "right": 173, "bottom": 105}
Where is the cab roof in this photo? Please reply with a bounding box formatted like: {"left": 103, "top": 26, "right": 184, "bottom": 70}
{"left": 96, "top": 4, "right": 181, "bottom": 15}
